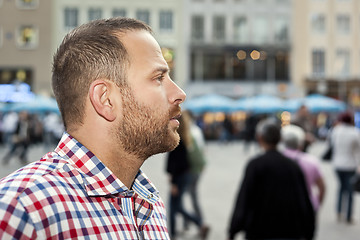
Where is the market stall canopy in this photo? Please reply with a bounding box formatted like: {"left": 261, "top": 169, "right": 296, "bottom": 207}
{"left": 232, "top": 94, "right": 284, "bottom": 114}
{"left": 4, "top": 95, "right": 59, "bottom": 114}
{"left": 182, "top": 94, "right": 235, "bottom": 114}
{"left": 283, "top": 94, "right": 347, "bottom": 113}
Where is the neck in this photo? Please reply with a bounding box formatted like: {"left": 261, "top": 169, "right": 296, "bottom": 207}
{"left": 102, "top": 151, "right": 145, "bottom": 189}
{"left": 69, "top": 129, "right": 145, "bottom": 190}
{"left": 261, "top": 142, "right": 277, "bottom": 151}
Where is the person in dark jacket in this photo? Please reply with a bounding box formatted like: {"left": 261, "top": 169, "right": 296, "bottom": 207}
{"left": 228, "top": 119, "right": 315, "bottom": 240}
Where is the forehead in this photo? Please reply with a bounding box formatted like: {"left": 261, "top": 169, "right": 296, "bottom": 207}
{"left": 119, "top": 30, "right": 167, "bottom": 72}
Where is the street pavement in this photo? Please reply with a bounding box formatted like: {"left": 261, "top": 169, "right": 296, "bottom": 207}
{"left": 0, "top": 141, "right": 360, "bottom": 240}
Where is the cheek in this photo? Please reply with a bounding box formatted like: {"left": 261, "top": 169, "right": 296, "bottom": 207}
{"left": 136, "top": 89, "right": 168, "bottom": 109}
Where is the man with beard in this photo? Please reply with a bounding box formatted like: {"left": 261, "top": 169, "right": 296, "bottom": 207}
{"left": 0, "top": 17, "right": 186, "bottom": 239}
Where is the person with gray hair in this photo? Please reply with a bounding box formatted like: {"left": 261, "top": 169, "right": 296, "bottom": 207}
{"left": 228, "top": 119, "right": 315, "bottom": 240}
{"left": 281, "top": 124, "right": 326, "bottom": 213}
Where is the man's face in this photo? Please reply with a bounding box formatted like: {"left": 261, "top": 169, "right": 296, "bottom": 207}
{"left": 116, "top": 86, "right": 180, "bottom": 159}
{"left": 115, "top": 30, "right": 186, "bottom": 159}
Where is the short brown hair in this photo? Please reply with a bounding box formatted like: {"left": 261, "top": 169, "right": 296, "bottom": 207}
{"left": 52, "top": 17, "right": 152, "bottom": 130}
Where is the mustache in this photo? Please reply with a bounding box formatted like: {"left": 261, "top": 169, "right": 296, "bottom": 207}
{"left": 169, "top": 106, "right": 182, "bottom": 119}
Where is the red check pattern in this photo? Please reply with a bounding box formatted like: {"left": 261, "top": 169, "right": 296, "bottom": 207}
{"left": 0, "top": 133, "right": 170, "bottom": 239}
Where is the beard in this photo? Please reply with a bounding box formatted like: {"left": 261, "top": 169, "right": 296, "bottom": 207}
{"left": 114, "top": 87, "right": 180, "bottom": 159}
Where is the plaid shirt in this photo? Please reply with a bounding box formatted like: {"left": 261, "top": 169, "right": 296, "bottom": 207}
{"left": 0, "top": 133, "right": 170, "bottom": 239}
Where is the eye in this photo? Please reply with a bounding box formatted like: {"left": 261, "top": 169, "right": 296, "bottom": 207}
{"left": 156, "top": 74, "right": 165, "bottom": 83}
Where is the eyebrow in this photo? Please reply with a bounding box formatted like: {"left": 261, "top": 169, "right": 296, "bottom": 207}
{"left": 151, "top": 66, "right": 170, "bottom": 75}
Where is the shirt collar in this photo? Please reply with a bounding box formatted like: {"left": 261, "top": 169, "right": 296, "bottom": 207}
{"left": 55, "top": 132, "right": 159, "bottom": 203}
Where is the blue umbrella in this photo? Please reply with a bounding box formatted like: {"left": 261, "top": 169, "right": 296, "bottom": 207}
{"left": 282, "top": 98, "right": 304, "bottom": 113}
{"left": 283, "top": 94, "right": 346, "bottom": 113}
{"left": 232, "top": 95, "right": 284, "bottom": 114}
{"left": 304, "top": 94, "right": 346, "bottom": 113}
{"left": 0, "top": 102, "right": 12, "bottom": 113}
{"left": 182, "top": 94, "right": 235, "bottom": 113}
{"left": 231, "top": 97, "right": 252, "bottom": 112}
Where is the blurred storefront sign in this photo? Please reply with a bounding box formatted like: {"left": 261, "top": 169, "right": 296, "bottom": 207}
{"left": 0, "top": 83, "right": 35, "bottom": 103}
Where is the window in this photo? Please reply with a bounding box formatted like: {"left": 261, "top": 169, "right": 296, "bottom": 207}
{"left": 64, "top": 8, "right": 78, "bottom": 30}
{"left": 312, "top": 49, "right": 325, "bottom": 76}
{"left": 88, "top": 8, "right": 102, "bottom": 21}
{"left": 191, "top": 15, "right": 204, "bottom": 41}
{"left": 253, "top": 17, "right": 268, "bottom": 44}
{"left": 159, "top": 10, "right": 173, "bottom": 32}
{"left": 337, "top": 14, "right": 350, "bottom": 34}
{"left": 191, "top": 51, "right": 228, "bottom": 80}
{"left": 16, "top": 25, "right": 38, "bottom": 49}
{"left": 190, "top": 48, "right": 288, "bottom": 82}
{"left": 203, "top": 52, "right": 226, "bottom": 80}
{"left": 0, "top": 68, "right": 33, "bottom": 87}
{"left": 16, "top": 0, "right": 39, "bottom": 9}
{"left": 233, "top": 51, "right": 246, "bottom": 80}
{"left": 112, "top": 9, "right": 126, "bottom": 17}
{"left": 234, "top": 16, "right": 248, "bottom": 44}
{"left": 274, "top": 16, "right": 289, "bottom": 42}
{"left": 275, "top": 51, "right": 289, "bottom": 80}
{"left": 213, "top": 16, "right": 225, "bottom": 42}
{"left": 136, "top": 10, "right": 150, "bottom": 25}
{"left": 311, "top": 13, "right": 325, "bottom": 33}
{"left": 253, "top": 57, "right": 267, "bottom": 81}
{"left": 335, "top": 49, "right": 350, "bottom": 77}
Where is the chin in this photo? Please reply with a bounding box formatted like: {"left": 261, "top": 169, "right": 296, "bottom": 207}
{"left": 169, "top": 135, "right": 180, "bottom": 151}
{"left": 162, "top": 131, "right": 180, "bottom": 153}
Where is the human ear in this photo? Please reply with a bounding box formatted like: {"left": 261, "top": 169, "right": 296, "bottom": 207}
{"left": 89, "top": 79, "right": 117, "bottom": 122}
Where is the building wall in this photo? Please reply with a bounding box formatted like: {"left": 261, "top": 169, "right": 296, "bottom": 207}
{"left": 51, "top": 0, "right": 186, "bottom": 88}
{"left": 7, "top": 0, "right": 359, "bottom": 101}
{"left": 0, "top": 0, "right": 53, "bottom": 95}
{"left": 294, "top": 0, "right": 360, "bottom": 101}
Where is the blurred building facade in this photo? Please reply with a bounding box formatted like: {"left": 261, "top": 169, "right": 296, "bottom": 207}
{"left": 1, "top": 0, "right": 360, "bottom": 104}
{"left": 0, "top": 0, "right": 53, "bottom": 95}
{"left": 183, "top": 0, "right": 295, "bottom": 99}
{"left": 51, "top": 0, "right": 186, "bottom": 88}
{"left": 293, "top": 0, "right": 360, "bottom": 104}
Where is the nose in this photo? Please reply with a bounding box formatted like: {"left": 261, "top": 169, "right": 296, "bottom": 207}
{"left": 167, "top": 79, "right": 186, "bottom": 105}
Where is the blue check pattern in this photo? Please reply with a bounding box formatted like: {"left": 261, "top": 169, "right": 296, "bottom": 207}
{"left": 0, "top": 132, "right": 169, "bottom": 239}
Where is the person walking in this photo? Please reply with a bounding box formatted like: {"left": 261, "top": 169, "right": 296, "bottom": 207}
{"left": 182, "top": 111, "right": 208, "bottom": 233}
{"left": 228, "top": 119, "right": 315, "bottom": 240}
{"left": 166, "top": 113, "right": 209, "bottom": 240}
{"left": 291, "top": 105, "right": 315, "bottom": 152}
{"left": 0, "top": 111, "right": 18, "bottom": 147}
{"left": 330, "top": 112, "right": 360, "bottom": 224}
{"left": 0, "top": 17, "right": 186, "bottom": 239}
{"left": 281, "top": 124, "right": 326, "bottom": 233}
{"left": 2, "top": 111, "right": 31, "bottom": 165}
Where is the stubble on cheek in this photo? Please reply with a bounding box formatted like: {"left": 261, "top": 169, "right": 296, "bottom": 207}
{"left": 116, "top": 93, "right": 181, "bottom": 158}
